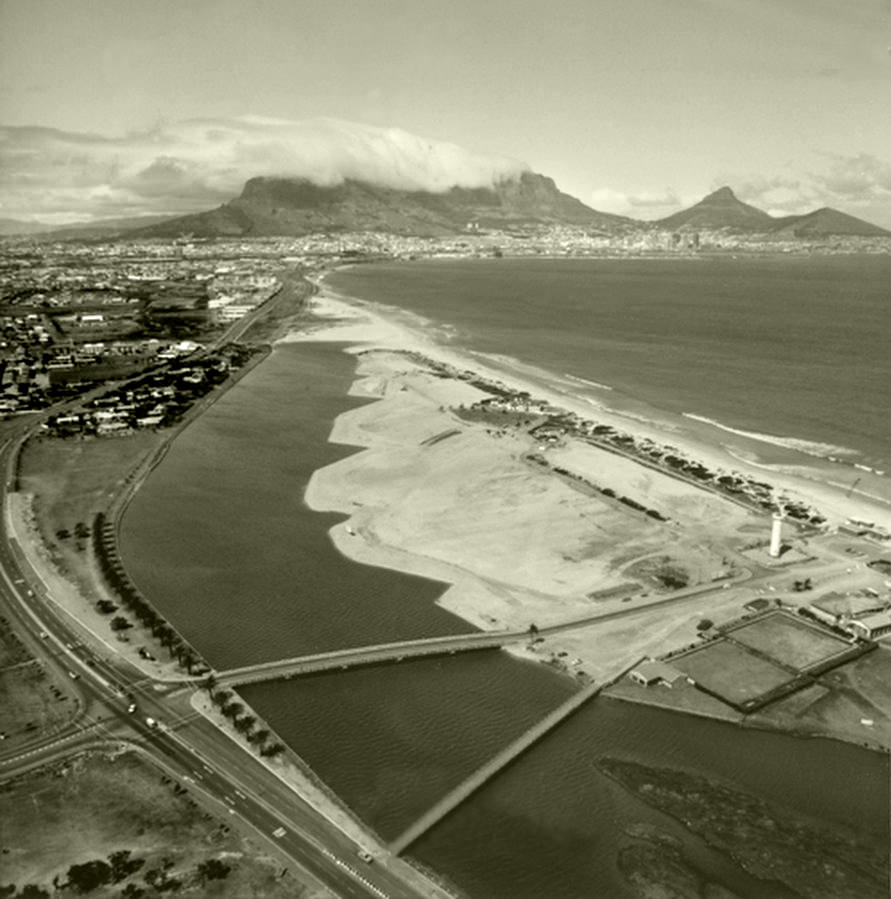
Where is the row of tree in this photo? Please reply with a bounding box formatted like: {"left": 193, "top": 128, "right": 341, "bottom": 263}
{"left": 93, "top": 512, "right": 206, "bottom": 676}
{"left": 203, "top": 674, "right": 286, "bottom": 758}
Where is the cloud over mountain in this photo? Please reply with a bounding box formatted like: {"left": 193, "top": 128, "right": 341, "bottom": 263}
{"left": 713, "top": 154, "right": 891, "bottom": 222}
{"left": 0, "top": 117, "right": 529, "bottom": 223}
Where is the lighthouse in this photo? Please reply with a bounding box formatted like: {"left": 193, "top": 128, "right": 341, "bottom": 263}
{"left": 769, "top": 513, "right": 783, "bottom": 558}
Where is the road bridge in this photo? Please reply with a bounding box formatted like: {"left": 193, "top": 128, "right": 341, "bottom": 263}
{"left": 216, "top": 630, "right": 531, "bottom": 687}
{"left": 389, "top": 679, "right": 603, "bottom": 855}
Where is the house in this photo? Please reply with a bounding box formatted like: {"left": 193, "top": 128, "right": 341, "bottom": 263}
{"left": 629, "top": 659, "right": 689, "bottom": 688}
{"left": 845, "top": 610, "right": 891, "bottom": 641}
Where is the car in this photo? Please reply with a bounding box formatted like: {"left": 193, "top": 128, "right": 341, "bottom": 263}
{"left": 272, "top": 826, "right": 287, "bottom": 839}
{"left": 67, "top": 670, "right": 79, "bottom": 680}
{"left": 39, "top": 631, "right": 48, "bottom": 639}
{"left": 127, "top": 703, "right": 137, "bottom": 714}
{"left": 145, "top": 717, "right": 158, "bottom": 728}
{"left": 358, "top": 850, "right": 374, "bottom": 864}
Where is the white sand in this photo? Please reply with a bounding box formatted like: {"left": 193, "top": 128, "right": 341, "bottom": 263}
{"left": 287, "top": 290, "right": 891, "bottom": 533}
{"left": 278, "top": 289, "right": 891, "bottom": 681}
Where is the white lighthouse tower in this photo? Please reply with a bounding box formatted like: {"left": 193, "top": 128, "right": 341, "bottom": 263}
{"left": 769, "top": 512, "right": 783, "bottom": 558}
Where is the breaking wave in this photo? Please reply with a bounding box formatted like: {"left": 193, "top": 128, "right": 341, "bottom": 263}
{"left": 564, "top": 373, "right": 613, "bottom": 391}
{"left": 682, "top": 413, "right": 857, "bottom": 460}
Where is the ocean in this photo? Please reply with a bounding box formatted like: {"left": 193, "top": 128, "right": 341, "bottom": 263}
{"left": 327, "top": 255, "right": 891, "bottom": 480}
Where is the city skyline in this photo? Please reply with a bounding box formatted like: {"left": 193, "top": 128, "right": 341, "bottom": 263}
{"left": 1, "top": 0, "right": 890, "bottom": 225}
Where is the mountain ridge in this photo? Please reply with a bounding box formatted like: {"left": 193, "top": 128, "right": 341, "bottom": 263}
{"left": 133, "top": 171, "right": 635, "bottom": 239}
{"left": 5, "top": 178, "right": 889, "bottom": 240}
{"left": 654, "top": 186, "right": 890, "bottom": 237}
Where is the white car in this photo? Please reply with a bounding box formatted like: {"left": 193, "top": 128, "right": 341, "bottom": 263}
{"left": 272, "top": 826, "right": 287, "bottom": 839}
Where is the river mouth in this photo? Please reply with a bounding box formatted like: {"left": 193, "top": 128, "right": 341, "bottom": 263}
{"left": 120, "top": 340, "right": 889, "bottom": 898}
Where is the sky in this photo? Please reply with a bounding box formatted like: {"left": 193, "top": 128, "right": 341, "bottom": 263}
{"left": 1, "top": 0, "right": 890, "bottom": 226}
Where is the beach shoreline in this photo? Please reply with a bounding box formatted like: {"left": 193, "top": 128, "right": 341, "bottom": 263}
{"left": 301, "top": 275, "right": 891, "bottom": 534}
{"left": 276, "top": 280, "right": 886, "bottom": 687}
{"left": 274, "top": 275, "right": 891, "bottom": 750}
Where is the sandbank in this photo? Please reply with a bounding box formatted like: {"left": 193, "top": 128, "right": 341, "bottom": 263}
{"left": 281, "top": 284, "right": 891, "bottom": 684}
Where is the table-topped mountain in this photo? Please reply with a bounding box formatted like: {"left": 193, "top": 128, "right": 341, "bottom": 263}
{"left": 135, "top": 172, "right": 634, "bottom": 238}
{"left": 656, "top": 186, "right": 890, "bottom": 236}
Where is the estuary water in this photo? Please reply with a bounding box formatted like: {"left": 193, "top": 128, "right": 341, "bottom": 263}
{"left": 119, "top": 343, "right": 471, "bottom": 669}
{"left": 120, "top": 338, "right": 889, "bottom": 898}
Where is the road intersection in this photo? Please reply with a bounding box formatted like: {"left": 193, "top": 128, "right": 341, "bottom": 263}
{"left": 0, "top": 424, "right": 447, "bottom": 899}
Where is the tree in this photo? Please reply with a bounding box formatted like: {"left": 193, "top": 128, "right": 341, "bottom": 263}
{"left": 210, "top": 688, "right": 232, "bottom": 708}
{"left": 180, "top": 646, "right": 196, "bottom": 675}
{"left": 108, "top": 849, "right": 145, "bottom": 883}
{"left": 261, "top": 742, "right": 286, "bottom": 758}
{"left": 110, "top": 616, "right": 132, "bottom": 632}
{"left": 528, "top": 623, "right": 539, "bottom": 637}
{"left": 196, "top": 858, "right": 231, "bottom": 882}
{"left": 249, "top": 728, "right": 270, "bottom": 746}
{"left": 56, "top": 528, "right": 71, "bottom": 540}
{"left": 17, "top": 886, "right": 49, "bottom": 899}
{"left": 221, "top": 701, "right": 244, "bottom": 720}
{"left": 65, "top": 859, "right": 112, "bottom": 893}
{"left": 234, "top": 714, "right": 256, "bottom": 734}
{"left": 203, "top": 673, "right": 217, "bottom": 693}
{"left": 696, "top": 618, "right": 713, "bottom": 632}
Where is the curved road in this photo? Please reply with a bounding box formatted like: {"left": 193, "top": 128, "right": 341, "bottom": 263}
{"left": 0, "top": 426, "right": 444, "bottom": 899}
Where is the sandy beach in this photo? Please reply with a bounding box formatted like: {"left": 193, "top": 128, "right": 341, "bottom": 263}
{"left": 279, "top": 283, "right": 891, "bottom": 684}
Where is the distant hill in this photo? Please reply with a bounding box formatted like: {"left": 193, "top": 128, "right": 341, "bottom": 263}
{"left": 656, "top": 186, "right": 775, "bottom": 231}
{"left": 134, "top": 172, "right": 634, "bottom": 239}
{"left": 0, "top": 217, "right": 54, "bottom": 236}
{"left": 656, "top": 186, "right": 890, "bottom": 237}
{"left": 768, "top": 206, "right": 890, "bottom": 238}
{"left": 0, "top": 214, "right": 180, "bottom": 240}
{"left": 10, "top": 180, "right": 889, "bottom": 243}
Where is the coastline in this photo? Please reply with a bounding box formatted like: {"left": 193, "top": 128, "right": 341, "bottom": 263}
{"left": 275, "top": 275, "right": 891, "bottom": 750}
{"left": 299, "top": 276, "right": 891, "bottom": 534}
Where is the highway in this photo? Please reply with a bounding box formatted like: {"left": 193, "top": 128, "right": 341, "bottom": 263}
{"left": 0, "top": 425, "right": 446, "bottom": 899}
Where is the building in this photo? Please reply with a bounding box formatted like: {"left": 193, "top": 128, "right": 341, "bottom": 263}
{"left": 845, "top": 610, "right": 891, "bottom": 641}
{"left": 629, "top": 659, "right": 689, "bottom": 688}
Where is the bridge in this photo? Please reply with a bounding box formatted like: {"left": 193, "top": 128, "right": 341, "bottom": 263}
{"left": 216, "top": 629, "right": 532, "bottom": 687}
{"left": 389, "top": 678, "right": 603, "bottom": 855}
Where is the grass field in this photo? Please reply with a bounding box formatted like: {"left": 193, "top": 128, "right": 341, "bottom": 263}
{"left": 0, "top": 614, "right": 77, "bottom": 741}
{"left": 672, "top": 640, "right": 795, "bottom": 706}
{"left": 0, "top": 750, "right": 324, "bottom": 898}
{"left": 729, "top": 613, "right": 849, "bottom": 670}
{"left": 17, "top": 431, "right": 163, "bottom": 590}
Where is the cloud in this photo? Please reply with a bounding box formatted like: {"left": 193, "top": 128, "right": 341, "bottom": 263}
{"left": 590, "top": 186, "right": 694, "bottom": 220}
{"left": 816, "top": 153, "right": 891, "bottom": 201}
{"left": 715, "top": 155, "right": 891, "bottom": 221}
{"left": 0, "top": 117, "right": 529, "bottom": 223}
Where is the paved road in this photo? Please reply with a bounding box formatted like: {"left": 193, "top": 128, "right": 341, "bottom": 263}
{"left": 218, "top": 630, "right": 522, "bottom": 686}
{"left": 0, "top": 429, "right": 439, "bottom": 899}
